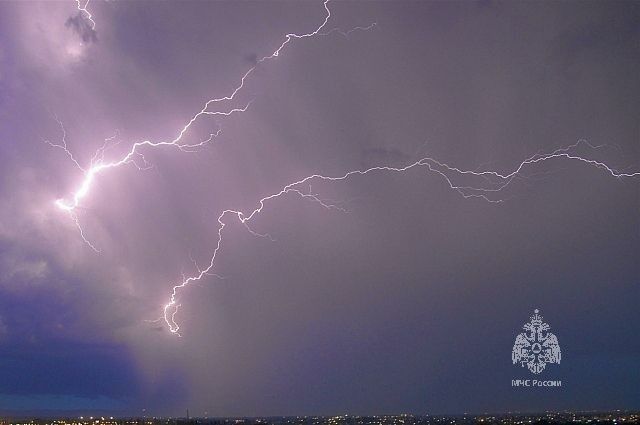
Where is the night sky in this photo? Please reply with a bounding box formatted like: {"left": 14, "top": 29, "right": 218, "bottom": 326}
{"left": 0, "top": 0, "right": 639, "bottom": 417}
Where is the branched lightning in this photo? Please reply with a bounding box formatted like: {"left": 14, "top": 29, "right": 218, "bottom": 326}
{"left": 75, "top": 0, "right": 96, "bottom": 30}
{"left": 52, "top": 0, "right": 375, "bottom": 250}
{"left": 48, "top": 1, "right": 639, "bottom": 335}
{"left": 44, "top": 114, "right": 85, "bottom": 173}
{"left": 162, "top": 140, "right": 639, "bottom": 334}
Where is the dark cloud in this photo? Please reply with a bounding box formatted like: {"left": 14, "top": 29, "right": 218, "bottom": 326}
{"left": 65, "top": 12, "right": 97, "bottom": 43}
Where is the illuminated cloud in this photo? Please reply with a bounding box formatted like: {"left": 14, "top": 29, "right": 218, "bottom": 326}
{"left": 0, "top": 0, "right": 638, "bottom": 416}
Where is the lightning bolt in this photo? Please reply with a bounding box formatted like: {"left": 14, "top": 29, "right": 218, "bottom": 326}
{"left": 75, "top": 0, "right": 96, "bottom": 30}
{"left": 51, "top": 0, "right": 376, "bottom": 251}
{"left": 160, "top": 141, "right": 639, "bottom": 334}
{"left": 47, "top": 1, "right": 639, "bottom": 335}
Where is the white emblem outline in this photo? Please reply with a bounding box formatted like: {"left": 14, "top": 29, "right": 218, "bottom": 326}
{"left": 512, "top": 309, "right": 561, "bottom": 374}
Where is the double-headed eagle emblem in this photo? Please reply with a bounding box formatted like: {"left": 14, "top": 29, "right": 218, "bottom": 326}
{"left": 512, "top": 309, "right": 561, "bottom": 374}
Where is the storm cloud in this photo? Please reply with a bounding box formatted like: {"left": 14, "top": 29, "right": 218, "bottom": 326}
{"left": 0, "top": 0, "right": 638, "bottom": 417}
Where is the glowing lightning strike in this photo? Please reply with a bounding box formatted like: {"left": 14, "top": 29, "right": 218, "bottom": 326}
{"left": 75, "top": 0, "right": 96, "bottom": 30}
{"left": 53, "top": 104, "right": 249, "bottom": 213}
{"left": 162, "top": 140, "right": 639, "bottom": 334}
{"left": 48, "top": 2, "right": 639, "bottom": 335}
{"left": 52, "top": 0, "right": 375, "bottom": 250}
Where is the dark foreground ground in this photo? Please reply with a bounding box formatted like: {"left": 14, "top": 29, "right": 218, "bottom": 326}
{"left": 1, "top": 412, "right": 639, "bottom": 425}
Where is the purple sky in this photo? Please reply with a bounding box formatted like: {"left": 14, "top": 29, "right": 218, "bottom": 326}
{"left": 0, "top": 0, "right": 639, "bottom": 417}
